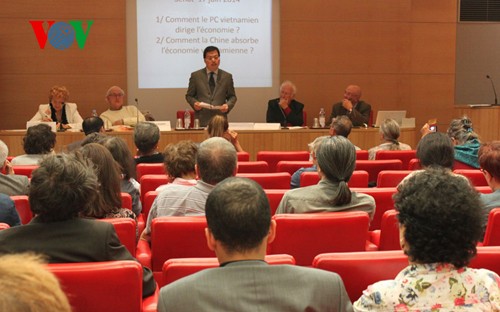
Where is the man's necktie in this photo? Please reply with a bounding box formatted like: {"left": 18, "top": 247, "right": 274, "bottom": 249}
{"left": 209, "top": 72, "right": 215, "bottom": 93}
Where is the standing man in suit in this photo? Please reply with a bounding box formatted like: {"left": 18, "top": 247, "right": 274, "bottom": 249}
{"left": 331, "top": 85, "right": 371, "bottom": 127}
{"left": 186, "top": 46, "right": 237, "bottom": 127}
{"left": 266, "top": 80, "right": 304, "bottom": 127}
{"left": 158, "top": 177, "right": 353, "bottom": 312}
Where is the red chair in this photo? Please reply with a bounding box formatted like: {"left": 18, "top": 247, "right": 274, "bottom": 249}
{"left": 256, "top": 151, "right": 310, "bottom": 172}
{"left": 408, "top": 158, "right": 421, "bottom": 170}
{"left": 140, "top": 174, "right": 169, "bottom": 203}
{"left": 470, "top": 246, "right": 500, "bottom": 276}
{"left": 237, "top": 161, "right": 269, "bottom": 173}
{"left": 453, "top": 169, "right": 488, "bottom": 187}
{"left": 10, "top": 195, "right": 32, "bottom": 224}
{"left": 476, "top": 186, "right": 493, "bottom": 194}
{"left": 356, "top": 150, "right": 369, "bottom": 160}
{"left": 136, "top": 163, "right": 165, "bottom": 180}
{"left": 139, "top": 216, "right": 214, "bottom": 284}
{"left": 121, "top": 192, "right": 132, "bottom": 210}
{"left": 47, "top": 260, "right": 157, "bottom": 312}
{"left": 237, "top": 151, "right": 250, "bottom": 162}
{"left": 269, "top": 212, "right": 371, "bottom": 266}
{"left": 454, "top": 160, "right": 477, "bottom": 170}
{"left": 176, "top": 110, "right": 195, "bottom": 129}
{"left": 481, "top": 208, "right": 500, "bottom": 246}
{"left": 375, "top": 150, "right": 417, "bottom": 169}
{"left": 299, "top": 170, "right": 369, "bottom": 188}
{"left": 355, "top": 159, "right": 403, "bottom": 185}
{"left": 276, "top": 160, "right": 313, "bottom": 175}
{"left": 162, "top": 254, "right": 296, "bottom": 288}
{"left": 264, "top": 189, "right": 287, "bottom": 215}
{"left": 11, "top": 165, "right": 38, "bottom": 178}
{"left": 351, "top": 187, "right": 397, "bottom": 231}
{"left": 368, "top": 210, "right": 401, "bottom": 251}
{"left": 0, "top": 223, "right": 10, "bottom": 230}
{"left": 376, "top": 170, "right": 413, "bottom": 187}
{"left": 312, "top": 250, "right": 408, "bottom": 301}
{"left": 143, "top": 191, "right": 159, "bottom": 221}
{"left": 99, "top": 218, "right": 137, "bottom": 255}
{"left": 236, "top": 172, "right": 291, "bottom": 189}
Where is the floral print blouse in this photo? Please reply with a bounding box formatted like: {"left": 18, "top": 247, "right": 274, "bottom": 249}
{"left": 353, "top": 263, "right": 500, "bottom": 311}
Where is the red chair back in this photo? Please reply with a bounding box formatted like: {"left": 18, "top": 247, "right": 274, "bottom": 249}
{"left": 47, "top": 261, "right": 144, "bottom": 312}
{"left": 375, "top": 150, "right": 416, "bottom": 169}
{"left": 151, "top": 216, "right": 214, "bottom": 282}
{"left": 482, "top": 208, "right": 500, "bottom": 246}
{"left": 0, "top": 223, "right": 10, "bottom": 230}
{"left": 99, "top": 218, "right": 137, "bottom": 255}
{"left": 236, "top": 172, "right": 291, "bottom": 189}
{"left": 369, "top": 210, "right": 401, "bottom": 251}
{"left": 470, "top": 246, "right": 500, "bottom": 276}
{"left": 162, "top": 254, "right": 295, "bottom": 288}
{"left": 143, "top": 191, "right": 159, "bottom": 221}
{"left": 10, "top": 195, "right": 32, "bottom": 224}
{"left": 237, "top": 151, "right": 250, "bottom": 162}
{"left": 453, "top": 160, "right": 477, "bottom": 170}
{"left": 355, "top": 159, "right": 403, "bottom": 185}
{"left": 176, "top": 110, "right": 195, "bottom": 128}
{"left": 312, "top": 250, "right": 408, "bottom": 301}
{"left": 408, "top": 158, "right": 421, "bottom": 170}
{"left": 270, "top": 212, "right": 370, "bottom": 266}
{"left": 237, "top": 161, "right": 269, "bottom": 173}
{"left": 264, "top": 189, "right": 287, "bottom": 215}
{"left": 276, "top": 161, "right": 313, "bottom": 176}
{"left": 376, "top": 170, "right": 413, "bottom": 187}
{"left": 356, "top": 150, "right": 369, "bottom": 160}
{"left": 256, "top": 151, "right": 310, "bottom": 172}
{"left": 121, "top": 192, "right": 132, "bottom": 210}
{"left": 300, "top": 170, "right": 369, "bottom": 188}
{"left": 453, "top": 169, "right": 488, "bottom": 187}
{"left": 11, "top": 165, "right": 38, "bottom": 178}
{"left": 476, "top": 186, "right": 493, "bottom": 194}
{"left": 140, "top": 174, "right": 169, "bottom": 203}
{"left": 136, "top": 163, "right": 165, "bottom": 180}
{"left": 351, "top": 187, "right": 397, "bottom": 231}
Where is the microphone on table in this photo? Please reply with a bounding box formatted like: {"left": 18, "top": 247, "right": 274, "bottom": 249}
{"left": 486, "top": 75, "right": 498, "bottom": 105}
{"left": 135, "top": 98, "right": 139, "bottom": 123}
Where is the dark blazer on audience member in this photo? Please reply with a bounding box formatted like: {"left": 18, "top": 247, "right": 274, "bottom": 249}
{"left": 185, "top": 68, "right": 237, "bottom": 127}
{"left": 0, "top": 217, "right": 156, "bottom": 297}
{"left": 158, "top": 260, "right": 353, "bottom": 312}
{"left": 266, "top": 99, "right": 304, "bottom": 126}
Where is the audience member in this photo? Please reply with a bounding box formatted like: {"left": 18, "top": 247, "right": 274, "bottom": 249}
{"left": 79, "top": 143, "right": 136, "bottom": 220}
{"left": 0, "top": 253, "right": 71, "bottom": 312}
{"left": 0, "top": 140, "right": 29, "bottom": 195}
{"left": 354, "top": 168, "right": 500, "bottom": 311}
{"left": 156, "top": 140, "right": 198, "bottom": 192}
{"left": 81, "top": 132, "right": 107, "bottom": 146}
{"left": 266, "top": 80, "right": 304, "bottom": 127}
{"left": 11, "top": 124, "right": 55, "bottom": 165}
{"left": 206, "top": 115, "right": 243, "bottom": 152}
{"left": 416, "top": 132, "right": 455, "bottom": 170}
{"left": 368, "top": 118, "right": 412, "bottom": 160}
{"left": 186, "top": 46, "right": 237, "bottom": 127}
{"left": 141, "top": 137, "right": 236, "bottom": 242}
{"left": 290, "top": 136, "right": 329, "bottom": 189}
{"left": 277, "top": 136, "right": 375, "bottom": 219}
{"left": 330, "top": 115, "right": 361, "bottom": 150}
{"left": 100, "top": 136, "right": 142, "bottom": 216}
{"left": 158, "top": 177, "right": 353, "bottom": 312}
{"left": 100, "top": 86, "right": 145, "bottom": 129}
{"left": 0, "top": 194, "right": 21, "bottom": 227}
{"left": 29, "top": 85, "right": 83, "bottom": 130}
{"left": 478, "top": 141, "right": 500, "bottom": 221}
{"left": 66, "top": 116, "right": 105, "bottom": 151}
{"left": 330, "top": 85, "right": 371, "bottom": 127}
{"left": 0, "top": 153, "right": 156, "bottom": 297}
{"left": 134, "top": 122, "right": 164, "bottom": 164}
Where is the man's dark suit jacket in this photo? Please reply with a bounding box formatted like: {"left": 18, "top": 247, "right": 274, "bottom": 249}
{"left": 331, "top": 100, "right": 371, "bottom": 127}
{"left": 0, "top": 217, "right": 156, "bottom": 297}
{"left": 266, "top": 99, "right": 304, "bottom": 126}
{"left": 185, "top": 68, "right": 237, "bottom": 127}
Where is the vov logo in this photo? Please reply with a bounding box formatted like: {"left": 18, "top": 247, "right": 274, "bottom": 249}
{"left": 29, "top": 20, "right": 94, "bottom": 50}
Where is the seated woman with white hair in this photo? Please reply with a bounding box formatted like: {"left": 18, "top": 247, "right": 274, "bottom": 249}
{"left": 368, "top": 118, "right": 412, "bottom": 160}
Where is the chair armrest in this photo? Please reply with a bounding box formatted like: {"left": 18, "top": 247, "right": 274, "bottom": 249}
{"left": 136, "top": 239, "right": 152, "bottom": 269}
{"left": 142, "top": 285, "right": 159, "bottom": 312}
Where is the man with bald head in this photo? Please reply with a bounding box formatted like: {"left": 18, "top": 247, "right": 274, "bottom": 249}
{"left": 330, "top": 85, "right": 371, "bottom": 127}
{"left": 100, "top": 86, "right": 146, "bottom": 129}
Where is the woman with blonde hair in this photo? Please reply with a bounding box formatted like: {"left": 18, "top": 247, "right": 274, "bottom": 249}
{"left": 206, "top": 115, "right": 244, "bottom": 152}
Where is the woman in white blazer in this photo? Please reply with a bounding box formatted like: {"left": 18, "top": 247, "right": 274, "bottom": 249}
{"left": 29, "top": 86, "right": 83, "bottom": 130}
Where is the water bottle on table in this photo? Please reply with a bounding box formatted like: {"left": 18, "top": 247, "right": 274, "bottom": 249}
{"left": 184, "top": 109, "right": 191, "bottom": 129}
{"left": 319, "top": 108, "right": 326, "bottom": 128}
